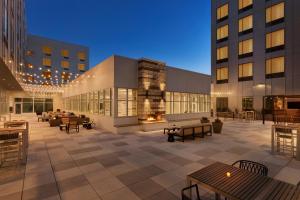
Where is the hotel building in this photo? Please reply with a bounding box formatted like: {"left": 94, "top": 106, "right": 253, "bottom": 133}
{"left": 24, "top": 34, "right": 89, "bottom": 86}
{"left": 211, "top": 0, "right": 300, "bottom": 116}
{"left": 0, "top": 0, "right": 26, "bottom": 115}
{"left": 63, "top": 55, "right": 211, "bottom": 133}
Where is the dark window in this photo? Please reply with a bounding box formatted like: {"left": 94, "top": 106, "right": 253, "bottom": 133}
{"left": 265, "top": 45, "right": 285, "bottom": 53}
{"left": 238, "top": 28, "right": 253, "bottom": 36}
{"left": 265, "top": 72, "right": 285, "bottom": 79}
{"left": 242, "top": 97, "right": 253, "bottom": 111}
{"left": 238, "top": 4, "right": 253, "bottom": 14}
{"left": 216, "top": 97, "right": 229, "bottom": 112}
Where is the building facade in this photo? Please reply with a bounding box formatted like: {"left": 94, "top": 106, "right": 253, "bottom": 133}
{"left": 211, "top": 0, "right": 300, "bottom": 116}
{"left": 0, "top": 0, "right": 26, "bottom": 114}
{"left": 63, "top": 55, "right": 211, "bottom": 133}
{"left": 24, "top": 35, "right": 89, "bottom": 86}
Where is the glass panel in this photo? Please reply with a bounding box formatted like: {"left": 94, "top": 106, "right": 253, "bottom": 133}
{"left": 23, "top": 103, "right": 33, "bottom": 113}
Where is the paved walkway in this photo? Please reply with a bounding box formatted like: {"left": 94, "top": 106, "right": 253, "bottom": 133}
{"left": 1, "top": 117, "right": 300, "bottom": 200}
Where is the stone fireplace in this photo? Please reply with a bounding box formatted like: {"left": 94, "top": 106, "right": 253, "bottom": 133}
{"left": 137, "top": 59, "right": 166, "bottom": 123}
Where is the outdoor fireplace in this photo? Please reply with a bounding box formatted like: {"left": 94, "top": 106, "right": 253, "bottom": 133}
{"left": 146, "top": 113, "right": 162, "bottom": 122}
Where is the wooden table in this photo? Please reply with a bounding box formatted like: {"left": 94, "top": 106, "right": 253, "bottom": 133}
{"left": 187, "top": 162, "right": 300, "bottom": 200}
{"left": 0, "top": 122, "right": 29, "bottom": 164}
{"left": 271, "top": 124, "right": 300, "bottom": 161}
{"left": 4, "top": 121, "right": 28, "bottom": 128}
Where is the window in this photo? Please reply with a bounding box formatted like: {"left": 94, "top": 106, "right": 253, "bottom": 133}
{"left": 42, "top": 71, "right": 52, "bottom": 79}
{"left": 216, "top": 67, "right": 228, "bottom": 84}
{"left": 266, "top": 56, "right": 285, "bottom": 78}
{"left": 78, "top": 64, "right": 85, "bottom": 72}
{"left": 266, "top": 2, "right": 284, "bottom": 25}
{"left": 216, "top": 97, "right": 228, "bottom": 112}
{"left": 104, "top": 88, "right": 111, "bottom": 116}
{"left": 42, "top": 46, "right": 52, "bottom": 56}
{"left": 238, "top": 63, "right": 253, "bottom": 81}
{"left": 166, "top": 92, "right": 210, "bottom": 114}
{"left": 61, "top": 72, "right": 70, "bottom": 80}
{"left": 239, "top": 0, "right": 253, "bottom": 11}
{"left": 43, "top": 58, "right": 51, "bottom": 67}
{"left": 26, "top": 50, "right": 34, "bottom": 56}
{"left": 266, "top": 29, "right": 285, "bottom": 52}
{"left": 239, "top": 15, "right": 253, "bottom": 34}
{"left": 217, "top": 25, "right": 229, "bottom": 42}
{"left": 217, "top": 4, "right": 229, "bottom": 21}
{"left": 117, "top": 88, "right": 137, "bottom": 117}
{"left": 242, "top": 97, "right": 253, "bottom": 111}
{"left": 78, "top": 52, "right": 86, "bottom": 61}
{"left": 217, "top": 46, "right": 228, "bottom": 62}
{"left": 27, "top": 63, "right": 33, "bottom": 69}
{"left": 61, "top": 61, "right": 70, "bottom": 69}
{"left": 61, "top": 49, "right": 69, "bottom": 58}
{"left": 238, "top": 39, "right": 253, "bottom": 57}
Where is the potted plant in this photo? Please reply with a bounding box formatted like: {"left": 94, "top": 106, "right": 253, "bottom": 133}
{"left": 212, "top": 118, "right": 223, "bottom": 133}
{"left": 201, "top": 117, "right": 210, "bottom": 123}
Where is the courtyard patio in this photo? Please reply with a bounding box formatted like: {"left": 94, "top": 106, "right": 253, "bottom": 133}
{"left": 1, "top": 116, "right": 300, "bottom": 200}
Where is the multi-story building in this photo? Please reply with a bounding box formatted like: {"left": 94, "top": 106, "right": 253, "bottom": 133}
{"left": 24, "top": 34, "right": 89, "bottom": 86}
{"left": 63, "top": 55, "right": 211, "bottom": 133}
{"left": 0, "top": 0, "right": 26, "bottom": 114}
{"left": 211, "top": 0, "right": 300, "bottom": 116}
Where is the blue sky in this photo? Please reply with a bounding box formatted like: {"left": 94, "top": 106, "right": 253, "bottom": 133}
{"left": 26, "top": 0, "right": 211, "bottom": 74}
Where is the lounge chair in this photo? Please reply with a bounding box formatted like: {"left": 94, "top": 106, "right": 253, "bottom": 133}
{"left": 67, "top": 117, "right": 79, "bottom": 133}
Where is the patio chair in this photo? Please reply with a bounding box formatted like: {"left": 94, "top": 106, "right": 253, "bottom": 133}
{"left": 232, "top": 160, "right": 268, "bottom": 176}
{"left": 275, "top": 127, "right": 296, "bottom": 157}
{"left": 181, "top": 184, "right": 201, "bottom": 200}
{"left": 60, "top": 117, "right": 69, "bottom": 131}
{"left": 67, "top": 117, "right": 79, "bottom": 133}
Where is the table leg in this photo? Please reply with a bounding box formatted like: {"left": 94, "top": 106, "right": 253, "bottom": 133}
{"left": 186, "top": 179, "right": 192, "bottom": 199}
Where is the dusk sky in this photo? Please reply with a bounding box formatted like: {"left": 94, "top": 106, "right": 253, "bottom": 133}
{"left": 26, "top": 0, "right": 211, "bottom": 74}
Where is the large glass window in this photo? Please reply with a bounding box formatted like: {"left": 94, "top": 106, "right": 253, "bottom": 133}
{"left": 42, "top": 46, "right": 52, "bottom": 56}
{"left": 61, "top": 61, "right": 70, "bottom": 69}
{"left": 78, "top": 64, "right": 85, "bottom": 72}
{"left": 117, "top": 88, "right": 137, "bottom": 117}
{"left": 238, "top": 63, "right": 253, "bottom": 78}
{"left": 217, "top": 46, "right": 228, "bottom": 61}
{"left": 239, "top": 0, "right": 253, "bottom": 10}
{"left": 266, "top": 57, "right": 285, "bottom": 77}
{"left": 78, "top": 52, "right": 86, "bottom": 61}
{"left": 266, "top": 29, "right": 284, "bottom": 49}
{"left": 216, "top": 67, "right": 228, "bottom": 82}
{"left": 266, "top": 2, "right": 284, "bottom": 24}
{"left": 80, "top": 94, "right": 87, "bottom": 112}
{"left": 104, "top": 88, "right": 111, "bottom": 116}
{"left": 166, "top": 92, "right": 210, "bottom": 114}
{"left": 61, "top": 49, "right": 69, "bottom": 58}
{"left": 217, "top": 4, "right": 228, "bottom": 20}
{"left": 216, "top": 97, "right": 228, "bottom": 112}
{"left": 239, "top": 39, "right": 253, "bottom": 56}
{"left": 239, "top": 15, "right": 253, "bottom": 33}
{"left": 242, "top": 97, "right": 253, "bottom": 111}
{"left": 43, "top": 58, "right": 51, "bottom": 67}
{"left": 217, "top": 25, "right": 229, "bottom": 41}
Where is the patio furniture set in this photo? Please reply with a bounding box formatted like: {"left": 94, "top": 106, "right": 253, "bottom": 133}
{"left": 183, "top": 160, "right": 300, "bottom": 200}
{"left": 0, "top": 120, "right": 29, "bottom": 166}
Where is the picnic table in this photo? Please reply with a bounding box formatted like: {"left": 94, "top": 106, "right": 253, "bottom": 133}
{"left": 187, "top": 162, "right": 300, "bottom": 200}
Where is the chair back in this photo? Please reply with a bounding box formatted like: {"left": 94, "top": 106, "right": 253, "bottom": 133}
{"left": 232, "top": 160, "right": 268, "bottom": 176}
{"left": 61, "top": 117, "right": 69, "bottom": 125}
{"left": 181, "top": 184, "right": 201, "bottom": 200}
{"left": 69, "top": 117, "right": 78, "bottom": 125}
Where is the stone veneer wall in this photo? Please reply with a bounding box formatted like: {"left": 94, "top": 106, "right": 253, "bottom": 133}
{"left": 137, "top": 59, "right": 166, "bottom": 122}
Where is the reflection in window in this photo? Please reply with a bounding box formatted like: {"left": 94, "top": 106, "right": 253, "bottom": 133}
{"left": 166, "top": 92, "right": 210, "bottom": 114}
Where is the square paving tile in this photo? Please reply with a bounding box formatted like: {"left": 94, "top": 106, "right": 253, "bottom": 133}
{"left": 128, "top": 179, "right": 165, "bottom": 199}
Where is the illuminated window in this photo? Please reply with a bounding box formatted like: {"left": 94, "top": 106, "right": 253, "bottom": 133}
{"left": 61, "top": 61, "right": 70, "bottom": 69}
{"left": 26, "top": 50, "right": 34, "bottom": 56}
{"left": 266, "top": 57, "right": 285, "bottom": 78}
{"left": 61, "top": 72, "right": 70, "bottom": 80}
{"left": 266, "top": 2, "right": 284, "bottom": 24}
{"left": 217, "top": 46, "right": 228, "bottom": 62}
{"left": 77, "top": 64, "right": 85, "bottom": 72}
{"left": 78, "top": 52, "right": 86, "bottom": 61}
{"left": 42, "top": 71, "right": 52, "bottom": 79}
{"left": 238, "top": 63, "right": 253, "bottom": 81}
{"left": 27, "top": 63, "right": 33, "bottom": 69}
{"left": 239, "top": 0, "right": 253, "bottom": 10}
{"left": 216, "top": 67, "right": 228, "bottom": 83}
{"left": 61, "top": 49, "right": 69, "bottom": 58}
{"left": 266, "top": 29, "right": 285, "bottom": 51}
{"left": 242, "top": 97, "right": 253, "bottom": 111}
{"left": 42, "top": 46, "right": 52, "bottom": 56}
{"left": 217, "top": 4, "right": 228, "bottom": 21}
{"left": 117, "top": 88, "right": 137, "bottom": 117}
{"left": 239, "top": 39, "right": 253, "bottom": 57}
{"left": 42, "top": 58, "right": 51, "bottom": 67}
{"left": 217, "top": 25, "right": 229, "bottom": 41}
{"left": 239, "top": 15, "right": 253, "bottom": 33}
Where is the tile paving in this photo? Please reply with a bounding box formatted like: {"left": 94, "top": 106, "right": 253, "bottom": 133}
{"left": 1, "top": 117, "right": 300, "bottom": 200}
